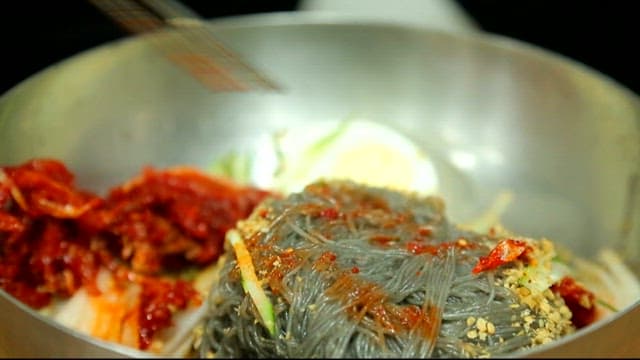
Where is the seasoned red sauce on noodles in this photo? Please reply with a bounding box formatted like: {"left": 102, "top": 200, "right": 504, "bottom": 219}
{"left": 202, "top": 180, "right": 607, "bottom": 358}
{"left": 238, "top": 181, "right": 450, "bottom": 344}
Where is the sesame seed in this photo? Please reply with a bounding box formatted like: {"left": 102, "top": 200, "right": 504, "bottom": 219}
{"left": 553, "top": 298, "right": 566, "bottom": 307}
{"left": 522, "top": 296, "right": 536, "bottom": 309}
{"left": 543, "top": 289, "right": 555, "bottom": 300}
{"left": 467, "top": 330, "right": 478, "bottom": 339}
{"left": 540, "top": 301, "right": 551, "bottom": 313}
{"left": 466, "top": 316, "right": 476, "bottom": 327}
{"left": 476, "top": 318, "right": 487, "bottom": 332}
{"left": 479, "top": 332, "right": 487, "bottom": 341}
{"left": 518, "top": 287, "right": 531, "bottom": 297}
{"left": 549, "top": 312, "right": 561, "bottom": 323}
{"left": 578, "top": 295, "right": 593, "bottom": 309}
{"left": 534, "top": 329, "right": 551, "bottom": 344}
{"left": 487, "top": 322, "right": 496, "bottom": 335}
{"left": 545, "top": 319, "right": 554, "bottom": 329}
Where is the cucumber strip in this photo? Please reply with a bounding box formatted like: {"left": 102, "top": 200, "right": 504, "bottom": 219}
{"left": 596, "top": 298, "right": 618, "bottom": 312}
{"left": 226, "top": 229, "right": 276, "bottom": 337}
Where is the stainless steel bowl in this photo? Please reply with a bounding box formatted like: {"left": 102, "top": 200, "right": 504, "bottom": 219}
{"left": 0, "top": 12, "right": 638, "bottom": 358}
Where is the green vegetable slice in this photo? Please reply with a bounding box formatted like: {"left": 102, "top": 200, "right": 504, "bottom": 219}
{"left": 209, "top": 151, "right": 253, "bottom": 184}
{"left": 226, "top": 229, "right": 276, "bottom": 337}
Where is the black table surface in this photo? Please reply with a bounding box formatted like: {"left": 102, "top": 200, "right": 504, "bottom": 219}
{"left": 1, "top": 0, "right": 638, "bottom": 96}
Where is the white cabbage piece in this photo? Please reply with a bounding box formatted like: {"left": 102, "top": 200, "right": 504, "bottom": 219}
{"left": 43, "top": 259, "right": 226, "bottom": 357}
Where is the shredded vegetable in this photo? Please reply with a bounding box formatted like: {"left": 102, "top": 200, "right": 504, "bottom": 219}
{"left": 226, "top": 229, "right": 276, "bottom": 337}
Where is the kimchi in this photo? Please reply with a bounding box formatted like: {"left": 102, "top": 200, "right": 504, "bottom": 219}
{"left": 0, "top": 159, "right": 271, "bottom": 354}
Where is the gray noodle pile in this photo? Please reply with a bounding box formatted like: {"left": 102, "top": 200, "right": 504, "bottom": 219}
{"left": 198, "top": 180, "right": 573, "bottom": 358}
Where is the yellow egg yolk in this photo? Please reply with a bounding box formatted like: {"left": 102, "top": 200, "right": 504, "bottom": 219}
{"left": 329, "top": 142, "right": 417, "bottom": 191}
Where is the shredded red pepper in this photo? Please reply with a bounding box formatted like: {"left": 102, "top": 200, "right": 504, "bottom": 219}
{"left": 472, "top": 238, "right": 532, "bottom": 274}
{"left": 0, "top": 159, "right": 271, "bottom": 350}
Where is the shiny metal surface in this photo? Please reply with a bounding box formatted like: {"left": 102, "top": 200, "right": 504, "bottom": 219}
{"left": 0, "top": 12, "right": 639, "bottom": 358}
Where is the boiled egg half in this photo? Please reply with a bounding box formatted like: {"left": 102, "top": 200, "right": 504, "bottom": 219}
{"left": 211, "top": 119, "right": 439, "bottom": 195}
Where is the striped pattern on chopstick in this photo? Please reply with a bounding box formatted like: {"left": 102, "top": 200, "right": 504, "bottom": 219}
{"left": 88, "top": 0, "right": 279, "bottom": 92}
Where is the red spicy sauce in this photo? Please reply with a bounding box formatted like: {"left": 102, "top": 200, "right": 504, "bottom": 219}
{"left": 1, "top": 159, "right": 104, "bottom": 307}
{"left": 0, "top": 159, "right": 271, "bottom": 350}
{"left": 137, "top": 276, "right": 202, "bottom": 349}
{"left": 407, "top": 238, "right": 475, "bottom": 257}
{"left": 551, "top": 276, "right": 597, "bottom": 329}
{"left": 255, "top": 245, "right": 302, "bottom": 296}
{"left": 326, "top": 272, "right": 440, "bottom": 341}
{"left": 313, "top": 251, "right": 338, "bottom": 272}
{"left": 80, "top": 166, "right": 271, "bottom": 274}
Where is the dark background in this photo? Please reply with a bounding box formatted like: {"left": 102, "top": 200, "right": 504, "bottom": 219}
{"left": 1, "top": 0, "right": 637, "bottom": 96}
